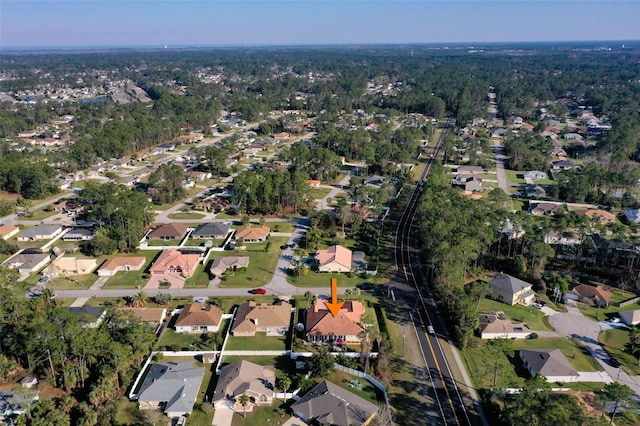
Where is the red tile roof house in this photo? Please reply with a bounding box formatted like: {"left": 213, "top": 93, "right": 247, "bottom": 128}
{"left": 146, "top": 223, "right": 189, "bottom": 241}
{"left": 571, "top": 284, "right": 613, "bottom": 307}
{"left": 231, "top": 301, "right": 292, "bottom": 337}
{"left": 305, "top": 301, "right": 365, "bottom": 345}
{"left": 315, "top": 245, "right": 353, "bottom": 273}
{"left": 174, "top": 302, "right": 224, "bottom": 334}
{"left": 149, "top": 249, "right": 200, "bottom": 278}
{"left": 97, "top": 256, "right": 146, "bottom": 277}
{"left": 234, "top": 225, "right": 270, "bottom": 243}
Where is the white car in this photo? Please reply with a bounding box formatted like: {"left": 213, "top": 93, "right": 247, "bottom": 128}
{"left": 427, "top": 325, "right": 435, "bottom": 335}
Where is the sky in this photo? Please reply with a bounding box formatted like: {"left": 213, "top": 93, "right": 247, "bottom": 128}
{"left": 1, "top": 1, "right": 639, "bottom": 50}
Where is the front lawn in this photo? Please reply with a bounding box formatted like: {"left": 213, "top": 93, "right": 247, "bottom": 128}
{"left": 225, "top": 333, "right": 288, "bottom": 351}
{"left": 599, "top": 328, "right": 640, "bottom": 376}
{"left": 101, "top": 252, "right": 160, "bottom": 289}
{"left": 47, "top": 273, "right": 99, "bottom": 290}
{"left": 167, "top": 212, "right": 206, "bottom": 220}
{"left": 184, "top": 263, "right": 212, "bottom": 288}
{"left": 217, "top": 238, "right": 288, "bottom": 288}
{"left": 477, "top": 298, "right": 553, "bottom": 331}
{"left": 231, "top": 402, "right": 291, "bottom": 426}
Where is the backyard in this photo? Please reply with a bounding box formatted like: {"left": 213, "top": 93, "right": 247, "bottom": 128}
{"left": 599, "top": 328, "right": 640, "bottom": 376}
{"left": 225, "top": 332, "right": 288, "bottom": 351}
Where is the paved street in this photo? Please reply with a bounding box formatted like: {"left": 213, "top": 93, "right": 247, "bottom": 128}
{"left": 492, "top": 141, "right": 509, "bottom": 194}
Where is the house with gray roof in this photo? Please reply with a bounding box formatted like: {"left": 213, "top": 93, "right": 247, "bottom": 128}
{"left": 16, "top": 225, "right": 63, "bottom": 242}
{"left": 62, "top": 227, "right": 96, "bottom": 241}
{"left": 2, "top": 250, "right": 51, "bottom": 275}
{"left": 291, "top": 380, "right": 378, "bottom": 426}
{"left": 0, "top": 391, "right": 39, "bottom": 421}
{"left": 488, "top": 274, "right": 535, "bottom": 306}
{"left": 65, "top": 306, "right": 107, "bottom": 329}
{"left": 519, "top": 349, "right": 579, "bottom": 383}
{"left": 191, "top": 222, "right": 231, "bottom": 239}
{"left": 136, "top": 362, "right": 205, "bottom": 418}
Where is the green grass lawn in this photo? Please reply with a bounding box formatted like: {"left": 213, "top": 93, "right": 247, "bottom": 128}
{"left": 217, "top": 238, "right": 288, "bottom": 288}
{"left": 599, "top": 328, "right": 640, "bottom": 376}
{"left": 308, "top": 187, "right": 332, "bottom": 200}
{"left": 323, "top": 368, "right": 381, "bottom": 405}
{"left": 477, "top": 298, "right": 553, "bottom": 331}
{"left": 100, "top": 252, "right": 161, "bottom": 289}
{"left": 504, "top": 169, "right": 524, "bottom": 188}
{"left": 225, "top": 333, "right": 288, "bottom": 351}
{"left": 230, "top": 402, "right": 291, "bottom": 426}
{"left": 184, "top": 263, "right": 212, "bottom": 288}
{"left": 268, "top": 222, "right": 294, "bottom": 233}
{"left": 464, "top": 336, "right": 602, "bottom": 390}
{"left": 47, "top": 273, "right": 99, "bottom": 290}
{"left": 143, "top": 239, "right": 181, "bottom": 246}
{"left": 168, "top": 212, "right": 206, "bottom": 220}
{"left": 157, "top": 328, "right": 222, "bottom": 351}
{"left": 28, "top": 207, "right": 58, "bottom": 221}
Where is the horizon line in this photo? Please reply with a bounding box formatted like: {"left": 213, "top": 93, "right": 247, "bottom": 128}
{"left": 2, "top": 39, "right": 639, "bottom": 53}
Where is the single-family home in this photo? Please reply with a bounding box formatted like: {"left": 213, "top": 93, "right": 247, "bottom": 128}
{"left": 235, "top": 225, "right": 270, "bottom": 243}
{"left": 231, "top": 301, "right": 292, "bottom": 336}
{"left": 519, "top": 349, "right": 579, "bottom": 383}
{"left": 306, "top": 180, "right": 321, "bottom": 188}
{"left": 530, "top": 202, "right": 563, "bottom": 216}
{"left": 2, "top": 250, "right": 51, "bottom": 275}
{"left": 191, "top": 222, "right": 231, "bottom": 240}
{"left": 551, "top": 160, "right": 577, "bottom": 171}
{"left": 135, "top": 362, "right": 205, "bottom": 418}
{"left": 576, "top": 209, "right": 616, "bottom": 225}
{"left": 479, "top": 311, "right": 531, "bottom": 339}
{"left": 209, "top": 256, "right": 250, "bottom": 277}
{"left": 624, "top": 209, "right": 640, "bottom": 224}
{"left": 54, "top": 199, "right": 84, "bottom": 214}
{"left": 457, "top": 165, "right": 483, "bottom": 175}
{"left": 62, "top": 227, "right": 96, "bottom": 241}
{"left": 619, "top": 309, "right": 640, "bottom": 326}
{"left": 65, "top": 306, "right": 107, "bottom": 329}
{"left": 315, "top": 245, "right": 353, "bottom": 273}
{"left": 291, "top": 380, "right": 378, "bottom": 426}
{"left": 97, "top": 256, "right": 146, "bottom": 276}
{"left": 363, "top": 175, "right": 386, "bottom": 187}
{"left": 174, "top": 302, "right": 224, "bottom": 333}
{"left": 185, "top": 170, "right": 211, "bottom": 182}
{"left": 16, "top": 225, "right": 63, "bottom": 242}
{"left": 523, "top": 171, "right": 547, "bottom": 180}
{"left": 147, "top": 223, "right": 189, "bottom": 241}
{"left": 509, "top": 116, "right": 523, "bottom": 126}
{"left": 149, "top": 249, "right": 200, "bottom": 278}
{"left": 197, "top": 197, "right": 231, "bottom": 213}
{"left": 0, "top": 391, "right": 39, "bottom": 420}
{"left": 213, "top": 360, "right": 275, "bottom": 410}
{"left": 488, "top": 274, "right": 536, "bottom": 306}
{"left": 0, "top": 225, "right": 19, "bottom": 240}
{"left": 570, "top": 284, "right": 612, "bottom": 307}
{"left": 20, "top": 377, "right": 38, "bottom": 389}
{"left": 151, "top": 142, "right": 176, "bottom": 155}
{"left": 305, "top": 300, "right": 365, "bottom": 344}
{"left": 43, "top": 257, "right": 97, "bottom": 278}
{"left": 543, "top": 229, "right": 582, "bottom": 246}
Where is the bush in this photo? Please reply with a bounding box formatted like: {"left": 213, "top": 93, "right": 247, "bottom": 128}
{"left": 529, "top": 332, "right": 539, "bottom": 339}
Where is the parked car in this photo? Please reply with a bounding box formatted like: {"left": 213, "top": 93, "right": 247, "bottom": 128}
{"left": 250, "top": 288, "right": 267, "bottom": 295}
{"left": 39, "top": 276, "right": 49, "bottom": 282}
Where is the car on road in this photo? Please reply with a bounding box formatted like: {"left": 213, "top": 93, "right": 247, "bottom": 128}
{"left": 356, "top": 283, "right": 376, "bottom": 291}
{"left": 250, "top": 288, "right": 267, "bottom": 295}
{"left": 427, "top": 325, "right": 435, "bottom": 335}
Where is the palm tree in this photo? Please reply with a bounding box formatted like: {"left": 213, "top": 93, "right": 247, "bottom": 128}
{"left": 131, "top": 291, "right": 148, "bottom": 308}
{"left": 276, "top": 375, "right": 292, "bottom": 400}
{"left": 238, "top": 393, "right": 250, "bottom": 418}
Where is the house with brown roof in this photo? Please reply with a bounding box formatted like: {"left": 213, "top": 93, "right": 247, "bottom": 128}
{"left": 570, "top": 284, "right": 612, "bottom": 307}
{"left": 235, "top": 225, "right": 270, "bottom": 243}
{"left": 0, "top": 225, "right": 19, "bottom": 240}
{"left": 315, "top": 245, "right": 353, "bottom": 273}
{"left": 197, "top": 197, "right": 231, "bottom": 213}
{"left": 213, "top": 360, "right": 275, "bottom": 410}
{"left": 98, "top": 256, "right": 146, "bottom": 276}
{"left": 43, "top": 257, "right": 97, "bottom": 278}
{"left": 174, "top": 302, "right": 224, "bottom": 333}
{"left": 54, "top": 199, "right": 84, "bottom": 214}
{"left": 305, "top": 300, "right": 365, "bottom": 344}
{"left": 231, "top": 301, "right": 292, "bottom": 336}
{"left": 149, "top": 249, "right": 200, "bottom": 278}
{"left": 479, "top": 311, "right": 531, "bottom": 339}
{"left": 209, "top": 256, "right": 250, "bottom": 277}
{"left": 530, "top": 201, "right": 563, "bottom": 216}
{"left": 576, "top": 209, "right": 616, "bottom": 225}
{"left": 306, "top": 180, "right": 321, "bottom": 188}
{"left": 147, "top": 223, "right": 189, "bottom": 241}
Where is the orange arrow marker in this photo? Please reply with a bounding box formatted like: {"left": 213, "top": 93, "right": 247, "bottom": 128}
{"left": 324, "top": 277, "right": 344, "bottom": 317}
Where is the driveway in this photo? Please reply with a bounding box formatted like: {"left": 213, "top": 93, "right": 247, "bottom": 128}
{"left": 211, "top": 406, "right": 234, "bottom": 426}
{"left": 548, "top": 299, "right": 640, "bottom": 398}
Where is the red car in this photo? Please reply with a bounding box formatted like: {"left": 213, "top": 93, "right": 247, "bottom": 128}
{"left": 250, "top": 288, "right": 267, "bottom": 295}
